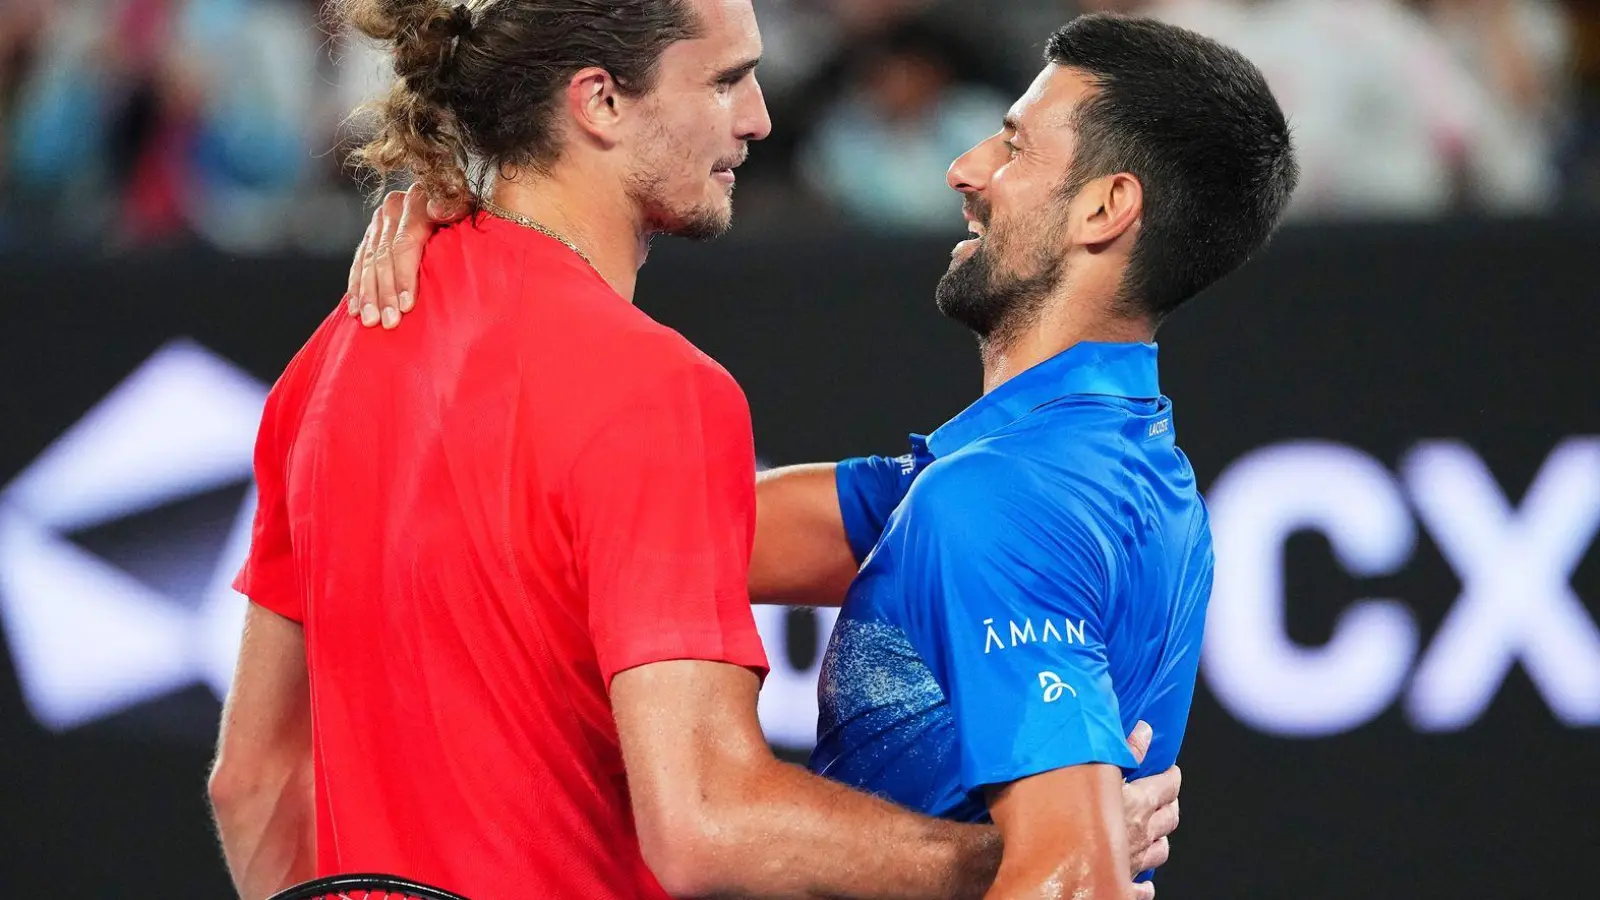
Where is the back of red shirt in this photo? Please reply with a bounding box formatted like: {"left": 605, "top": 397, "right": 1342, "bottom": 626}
{"left": 235, "top": 214, "right": 769, "bottom": 898}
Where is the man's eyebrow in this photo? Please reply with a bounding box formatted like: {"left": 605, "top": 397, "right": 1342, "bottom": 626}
{"left": 1003, "top": 114, "right": 1023, "bottom": 134}
{"left": 713, "top": 57, "right": 762, "bottom": 83}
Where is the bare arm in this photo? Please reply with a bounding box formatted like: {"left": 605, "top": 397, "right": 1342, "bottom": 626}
{"left": 208, "top": 603, "right": 316, "bottom": 900}
{"left": 751, "top": 463, "right": 859, "bottom": 606}
{"left": 983, "top": 766, "right": 1131, "bottom": 900}
{"left": 614, "top": 659, "right": 1001, "bottom": 899}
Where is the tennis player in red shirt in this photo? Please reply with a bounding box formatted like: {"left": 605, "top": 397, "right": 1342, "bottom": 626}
{"left": 208, "top": 1, "right": 1178, "bottom": 898}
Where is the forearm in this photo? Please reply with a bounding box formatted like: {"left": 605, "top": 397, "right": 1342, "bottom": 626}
{"left": 701, "top": 758, "right": 1001, "bottom": 900}
{"left": 210, "top": 757, "right": 316, "bottom": 900}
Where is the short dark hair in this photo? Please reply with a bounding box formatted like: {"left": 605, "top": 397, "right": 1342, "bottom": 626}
{"left": 339, "top": 0, "right": 704, "bottom": 212}
{"left": 1048, "top": 14, "right": 1298, "bottom": 323}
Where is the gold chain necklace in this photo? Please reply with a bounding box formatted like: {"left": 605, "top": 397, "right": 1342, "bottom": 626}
{"left": 477, "top": 197, "right": 596, "bottom": 269}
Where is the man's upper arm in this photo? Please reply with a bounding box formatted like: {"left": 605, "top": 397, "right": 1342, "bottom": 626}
{"left": 748, "top": 435, "right": 933, "bottom": 606}
{"left": 568, "top": 357, "right": 769, "bottom": 688}
{"left": 900, "top": 453, "right": 1138, "bottom": 794}
{"left": 835, "top": 434, "right": 934, "bottom": 562}
{"left": 215, "top": 602, "right": 311, "bottom": 770}
{"left": 751, "top": 463, "right": 858, "bottom": 606}
{"left": 611, "top": 658, "right": 767, "bottom": 834}
{"left": 984, "top": 764, "right": 1129, "bottom": 899}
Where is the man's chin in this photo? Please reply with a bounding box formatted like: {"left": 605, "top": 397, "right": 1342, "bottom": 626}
{"left": 934, "top": 270, "right": 973, "bottom": 321}
{"left": 664, "top": 199, "right": 733, "bottom": 242}
{"left": 934, "top": 248, "right": 1009, "bottom": 335}
{"left": 672, "top": 217, "right": 732, "bottom": 242}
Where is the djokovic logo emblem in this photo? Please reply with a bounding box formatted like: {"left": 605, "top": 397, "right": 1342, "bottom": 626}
{"left": 1038, "top": 671, "right": 1077, "bottom": 702}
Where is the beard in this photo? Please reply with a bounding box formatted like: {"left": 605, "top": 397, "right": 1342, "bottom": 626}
{"left": 667, "top": 198, "right": 734, "bottom": 242}
{"left": 935, "top": 218, "right": 1067, "bottom": 343}
{"left": 628, "top": 171, "right": 734, "bottom": 242}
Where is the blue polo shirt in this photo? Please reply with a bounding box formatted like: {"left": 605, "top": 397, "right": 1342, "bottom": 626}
{"left": 810, "top": 341, "right": 1213, "bottom": 826}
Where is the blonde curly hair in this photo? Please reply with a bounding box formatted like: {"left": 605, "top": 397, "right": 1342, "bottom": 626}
{"left": 336, "top": 0, "right": 702, "bottom": 215}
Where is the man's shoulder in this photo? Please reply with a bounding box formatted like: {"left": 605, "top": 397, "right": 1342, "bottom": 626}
{"left": 998, "top": 397, "right": 1185, "bottom": 487}
{"left": 910, "top": 447, "right": 1025, "bottom": 500}
{"left": 507, "top": 270, "right": 744, "bottom": 418}
{"left": 533, "top": 278, "right": 732, "bottom": 379}
{"left": 902, "top": 447, "right": 1103, "bottom": 538}
{"left": 266, "top": 303, "right": 351, "bottom": 410}
{"left": 915, "top": 441, "right": 1101, "bottom": 503}
{"left": 613, "top": 317, "right": 734, "bottom": 386}
{"left": 898, "top": 434, "right": 1147, "bottom": 569}
{"left": 593, "top": 314, "right": 742, "bottom": 409}
{"left": 534, "top": 316, "right": 749, "bottom": 470}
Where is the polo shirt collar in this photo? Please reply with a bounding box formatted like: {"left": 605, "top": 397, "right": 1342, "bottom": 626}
{"left": 926, "top": 341, "right": 1160, "bottom": 459}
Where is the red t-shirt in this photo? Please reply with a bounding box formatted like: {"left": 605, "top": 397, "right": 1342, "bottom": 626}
{"left": 234, "top": 214, "right": 770, "bottom": 898}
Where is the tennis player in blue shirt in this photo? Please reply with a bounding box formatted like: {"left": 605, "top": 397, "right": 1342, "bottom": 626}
{"left": 753, "top": 16, "right": 1298, "bottom": 897}
{"left": 814, "top": 338, "right": 1203, "bottom": 814}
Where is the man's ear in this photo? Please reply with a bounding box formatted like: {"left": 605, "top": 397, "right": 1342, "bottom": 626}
{"left": 1077, "top": 172, "right": 1143, "bottom": 248}
{"left": 567, "top": 67, "right": 626, "bottom": 149}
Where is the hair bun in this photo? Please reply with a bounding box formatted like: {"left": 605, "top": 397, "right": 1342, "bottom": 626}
{"left": 446, "top": 4, "right": 473, "bottom": 38}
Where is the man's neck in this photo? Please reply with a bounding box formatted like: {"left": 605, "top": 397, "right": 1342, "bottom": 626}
{"left": 979, "top": 295, "right": 1153, "bottom": 395}
{"left": 491, "top": 168, "right": 648, "bottom": 302}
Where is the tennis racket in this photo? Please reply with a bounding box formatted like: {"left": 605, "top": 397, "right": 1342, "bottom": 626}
{"left": 266, "top": 874, "right": 472, "bottom": 900}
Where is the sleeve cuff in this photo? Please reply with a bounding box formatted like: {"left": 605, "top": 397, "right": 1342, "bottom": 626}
{"left": 600, "top": 628, "right": 771, "bottom": 691}
{"left": 835, "top": 457, "right": 886, "bottom": 562}
{"left": 962, "top": 726, "right": 1139, "bottom": 791}
{"left": 232, "top": 566, "right": 302, "bottom": 623}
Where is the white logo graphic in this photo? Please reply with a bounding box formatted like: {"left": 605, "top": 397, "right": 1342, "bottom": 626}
{"left": 983, "top": 616, "right": 1086, "bottom": 653}
{"left": 1203, "top": 439, "right": 1600, "bottom": 737}
{"left": 1038, "top": 671, "right": 1076, "bottom": 702}
{"left": 0, "top": 340, "right": 267, "bottom": 731}
{"left": 1148, "top": 418, "right": 1171, "bottom": 438}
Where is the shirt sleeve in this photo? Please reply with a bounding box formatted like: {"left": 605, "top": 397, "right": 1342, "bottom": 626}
{"left": 899, "top": 452, "right": 1137, "bottom": 793}
{"left": 835, "top": 434, "right": 934, "bottom": 562}
{"left": 568, "top": 358, "right": 770, "bottom": 689}
{"left": 233, "top": 381, "right": 302, "bottom": 622}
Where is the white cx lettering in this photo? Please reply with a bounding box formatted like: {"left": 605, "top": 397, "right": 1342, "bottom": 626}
{"left": 1404, "top": 440, "right": 1600, "bottom": 730}
{"left": 1203, "top": 439, "right": 1600, "bottom": 737}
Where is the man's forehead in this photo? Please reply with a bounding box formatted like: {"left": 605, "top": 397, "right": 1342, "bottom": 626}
{"left": 1009, "top": 64, "right": 1095, "bottom": 133}
{"left": 663, "top": 0, "right": 761, "bottom": 73}
{"left": 693, "top": 0, "right": 761, "bottom": 48}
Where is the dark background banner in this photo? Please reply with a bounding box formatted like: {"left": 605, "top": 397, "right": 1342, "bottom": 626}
{"left": 1, "top": 220, "right": 1596, "bottom": 898}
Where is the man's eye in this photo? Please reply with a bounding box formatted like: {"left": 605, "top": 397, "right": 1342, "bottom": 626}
{"left": 1004, "top": 140, "right": 1019, "bottom": 155}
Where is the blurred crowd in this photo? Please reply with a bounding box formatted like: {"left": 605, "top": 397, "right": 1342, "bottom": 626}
{"left": 0, "top": 0, "right": 1595, "bottom": 254}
